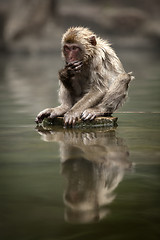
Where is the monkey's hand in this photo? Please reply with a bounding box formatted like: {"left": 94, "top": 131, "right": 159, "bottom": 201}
{"left": 35, "top": 108, "right": 61, "bottom": 124}
{"left": 67, "top": 61, "right": 83, "bottom": 75}
{"left": 59, "top": 61, "right": 83, "bottom": 82}
{"left": 64, "top": 110, "right": 81, "bottom": 126}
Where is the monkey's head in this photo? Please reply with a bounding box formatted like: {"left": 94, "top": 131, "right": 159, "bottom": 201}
{"left": 62, "top": 27, "right": 97, "bottom": 64}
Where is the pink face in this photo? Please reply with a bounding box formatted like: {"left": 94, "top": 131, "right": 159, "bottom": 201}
{"left": 63, "top": 43, "right": 83, "bottom": 64}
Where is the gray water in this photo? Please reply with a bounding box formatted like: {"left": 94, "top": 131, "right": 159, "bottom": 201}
{"left": 0, "top": 49, "right": 160, "bottom": 240}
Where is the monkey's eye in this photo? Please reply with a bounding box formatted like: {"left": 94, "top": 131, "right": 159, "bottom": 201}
{"left": 72, "top": 46, "right": 80, "bottom": 51}
{"left": 63, "top": 46, "right": 70, "bottom": 52}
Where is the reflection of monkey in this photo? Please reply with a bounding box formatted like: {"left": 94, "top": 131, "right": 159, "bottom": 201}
{"left": 37, "top": 127, "right": 131, "bottom": 224}
{"left": 36, "top": 27, "right": 134, "bottom": 126}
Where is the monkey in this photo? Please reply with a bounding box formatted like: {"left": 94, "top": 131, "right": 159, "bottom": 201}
{"left": 35, "top": 27, "right": 134, "bottom": 126}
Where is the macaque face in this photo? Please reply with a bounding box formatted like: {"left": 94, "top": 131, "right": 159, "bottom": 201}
{"left": 63, "top": 43, "right": 83, "bottom": 64}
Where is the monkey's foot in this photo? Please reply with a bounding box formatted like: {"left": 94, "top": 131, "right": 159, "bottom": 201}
{"left": 64, "top": 110, "right": 81, "bottom": 126}
{"left": 81, "top": 108, "right": 109, "bottom": 121}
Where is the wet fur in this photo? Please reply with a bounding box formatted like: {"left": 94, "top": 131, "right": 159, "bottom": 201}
{"left": 60, "top": 27, "right": 134, "bottom": 113}
{"left": 36, "top": 27, "right": 134, "bottom": 125}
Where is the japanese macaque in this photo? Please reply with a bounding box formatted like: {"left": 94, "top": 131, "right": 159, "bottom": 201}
{"left": 35, "top": 27, "right": 134, "bottom": 126}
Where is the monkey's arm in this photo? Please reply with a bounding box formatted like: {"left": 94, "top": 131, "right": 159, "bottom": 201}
{"left": 35, "top": 85, "right": 72, "bottom": 124}
{"left": 35, "top": 63, "right": 81, "bottom": 124}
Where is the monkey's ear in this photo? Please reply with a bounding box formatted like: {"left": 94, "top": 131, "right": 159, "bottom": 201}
{"left": 89, "top": 35, "right": 97, "bottom": 46}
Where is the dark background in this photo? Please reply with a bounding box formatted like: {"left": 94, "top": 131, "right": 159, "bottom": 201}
{"left": 0, "top": 0, "right": 160, "bottom": 54}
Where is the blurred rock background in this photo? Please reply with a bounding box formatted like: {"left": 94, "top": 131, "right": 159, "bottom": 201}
{"left": 0, "top": 0, "right": 160, "bottom": 54}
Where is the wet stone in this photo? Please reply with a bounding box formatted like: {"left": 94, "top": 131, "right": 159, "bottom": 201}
{"left": 42, "top": 116, "right": 118, "bottom": 129}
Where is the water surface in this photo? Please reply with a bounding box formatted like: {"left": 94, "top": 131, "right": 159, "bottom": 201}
{"left": 0, "top": 49, "right": 160, "bottom": 240}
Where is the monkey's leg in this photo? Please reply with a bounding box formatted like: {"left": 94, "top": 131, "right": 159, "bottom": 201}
{"left": 64, "top": 89, "right": 105, "bottom": 126}
{"left": 100, "top": 72, "right": 134, "bottom": 114}
{"left": 81, "top": 72, "right": 133, "bottom": 120}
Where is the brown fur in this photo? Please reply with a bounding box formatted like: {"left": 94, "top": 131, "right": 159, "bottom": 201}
{"left": 35, "top": 27, "right": 134, "bottom": 125}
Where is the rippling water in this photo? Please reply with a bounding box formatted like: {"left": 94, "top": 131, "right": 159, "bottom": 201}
{"left": 0, "top": 49, "right": 160, "bottom": 240}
